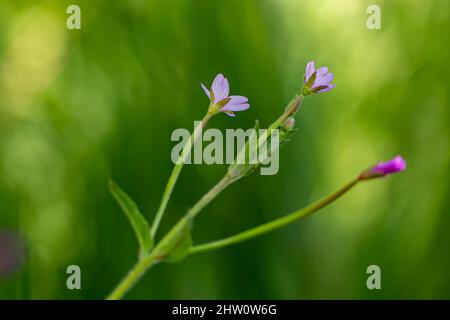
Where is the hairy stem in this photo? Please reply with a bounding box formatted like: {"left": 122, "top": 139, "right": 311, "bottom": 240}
{"left": 150, "top": 113, "right": 212, "bottom": 239}
{"left": 189, "top": 178, "right": 359, "bottom": 255}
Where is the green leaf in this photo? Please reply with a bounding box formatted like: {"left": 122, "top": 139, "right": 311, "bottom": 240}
{"left": 152, "top": 216, "right": 192, "bottom": 263}
{"left": 108, "top": 179, "right": 153, "bottom": 257}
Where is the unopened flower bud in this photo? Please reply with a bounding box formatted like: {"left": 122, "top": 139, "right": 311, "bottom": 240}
{"left": 282, "top": 117, "right": 296, "bottom": 130}
{"left": 359, "top": 155, "right": 406, "bottom": 180}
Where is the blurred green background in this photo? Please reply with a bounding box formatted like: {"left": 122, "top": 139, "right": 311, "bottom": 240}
{"left": 0, "top": 0, "right": 448, "bottom": 299}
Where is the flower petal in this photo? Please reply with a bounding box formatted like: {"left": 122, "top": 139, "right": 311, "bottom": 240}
{"left": 211, "top": 74, "right": 224, "bottom": 95}
{"left": 211, "top": 74, "right": 229, "bottom": 103}
{"left": 218, "top": 77, "right": 230, "bottom": 101}
{"left": 314, "top": 72, "right": 333, "bottom": 87}
{"left": 305, "top": 61, "right": 315, "bottom": 81}
{"left": 227, "top": 95, "right": 248, "bottom": 105}
{"left": 221, "top": 103, "right": 250, "bottom": 112}
{"left": 201, "top": 83, "right": 210, "bottom": 99}
{"left": 317, "top": 84, "right": 335, "bottom": 93}
{"left": 315, "top": 67, "right": 328, "bottom": 79}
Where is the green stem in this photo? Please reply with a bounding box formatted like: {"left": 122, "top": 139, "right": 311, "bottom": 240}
{"left": 106, "top": 173, "right": 229, "bottom": 301}
{"left": 272, "top": 94, "right": 304, "bottom": 130}
{"left": 179, "top": 95, "right": 305, "bottom": 224}
{"left": 107, "top": 253, "right": 161, "bottom": 300}
{"left": 107, "top": 93, "right": 307, "bottom": 299}
{"left": 179, "top": 94, "right": 305, "bottom": 239}
{"left": 107, "top": 177, "right": 359, "bottom": 299}
{"left": 187, "top": 175, "right": 233, "bottom": 219}
{"left": 150, "top": 113, "right": 212, "bottom": 239}
{"left": 189, "top": 177, "right": 359, "bottom": 255}
{"left": 256, "top": 94, "right": 304, "bottom": 149}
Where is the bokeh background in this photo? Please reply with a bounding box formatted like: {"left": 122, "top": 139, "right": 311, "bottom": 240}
{"left": 0, "top": 0, "right": 448, "bottom": 299}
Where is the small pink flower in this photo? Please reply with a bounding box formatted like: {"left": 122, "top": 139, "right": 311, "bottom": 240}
{"left": 303, "top": 61, "right": 335, "bottom": 95}
{"left": 201, "top": 74, "right": 250, "bottom": 117}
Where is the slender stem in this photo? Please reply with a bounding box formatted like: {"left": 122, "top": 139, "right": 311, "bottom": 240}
{"left": 106, "top": 176, "right": 230, "bottom": 300}
{"left": 272, "top": 94, "right": 304, "bottom": 130}
{"left": 187, "top": 175, "right": 233, "bottom": 219}
{"left": 178, "top": 94, "right": 305, "bottom": 237}
{"left": 107, "top": 94, "right": 307, "bottom": 299}
{"left": 150, "top": 113, "right": 212, "bottom": 239}
{"left": 107, "top": 177, "right": 359, "bottom": 299}
{"left": 189, "top": 178, "right": 359, "bottom": 255}
{"left": 107, "top": 173, "right": 229, "bottom": 300}
{"left": 181, "top": 95, "right": 302, "bottom": 221}
{"left": 107, "top": 253, "right": 161, "bottom": 300}
{"left": 256, "top": 94, "right": 304, "bottom": 150}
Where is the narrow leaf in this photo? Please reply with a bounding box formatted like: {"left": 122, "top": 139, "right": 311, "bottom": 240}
{"left": 108, "top": 179, "right": 153, "bottom": 257}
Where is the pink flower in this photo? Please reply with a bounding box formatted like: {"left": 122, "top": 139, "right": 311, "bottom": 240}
{"left": 201, "top": 74, "right": 250, "bottom": 117}
{"left": 303, "top": 61, "right": 335, "bottom": 95}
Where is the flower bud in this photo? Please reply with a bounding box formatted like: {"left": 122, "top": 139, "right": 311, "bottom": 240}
{"left": 359, "top": 155, "right": 406, "bottom": 180}
{"left": 282, "top": 117, "right": 296, "bottom": 130}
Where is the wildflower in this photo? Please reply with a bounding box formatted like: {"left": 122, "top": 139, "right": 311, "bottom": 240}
{"left": 201, "top": 74, "right": 250, "bottom": 117}
{"left": 302, "top": 61, "right": 335, "bottom": 95}
{"left": 360, "top": 155, "right": 406, "bottom": 180}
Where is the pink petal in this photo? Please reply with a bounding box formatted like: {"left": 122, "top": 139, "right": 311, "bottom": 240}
{"left": 306, "top": 61, "right": 315, "bottom": 81}
{"left": 315, "top": 67, "right": 328, "bottom": 78}
{"left": 227, "top": 95, "right": 248, "bottom": 105}
{"left": 221, "top": 103, "right": 250, "bottom": 112}
{"left": 218, "top": 77, "right": 230, "bottom": 101}
{"left": 211, "top": 74, "right": 224, "bottom": 95}
{"left": 201, "top": 83, "right": 210, "bottom": 99}
{"left": 314, "top": 72, "right": 333, "bottom": 87}
{"left": 211, "top": 74, "right": 229, "bottom": 103}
